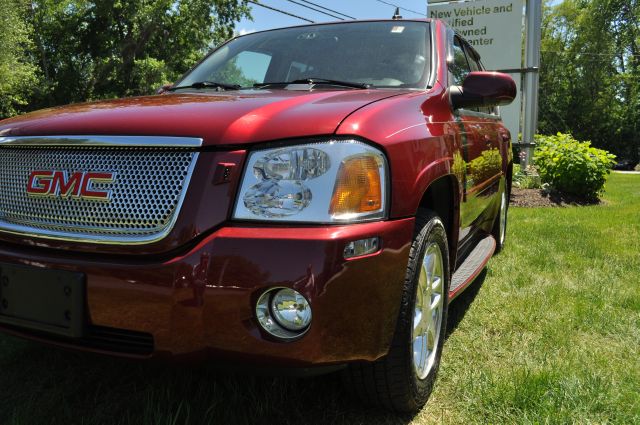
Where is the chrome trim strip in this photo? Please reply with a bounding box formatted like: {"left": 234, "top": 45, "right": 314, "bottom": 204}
{"left": 0, "top": 135, "right": 203, "bottom": 148}
{"left": 428, "top": 21, "right": 438, "bottom": 88}
{"left": 0, "top": 152, "right": 200, "bottom": 245}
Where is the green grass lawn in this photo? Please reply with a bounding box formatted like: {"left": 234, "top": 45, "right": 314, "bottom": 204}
{"left": 1, "top": 173, "right": 638, "bottom": 425}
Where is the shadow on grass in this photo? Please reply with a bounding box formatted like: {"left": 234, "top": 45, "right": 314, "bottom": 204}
{"left": 446, "top": 268, "right": 487, "bottom": 339}
{"left": 0, "top": 336, "right": 412, "bottom": 425}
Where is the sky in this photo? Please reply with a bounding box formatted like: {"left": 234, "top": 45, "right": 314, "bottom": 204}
{"left": 235, "top": 0, "right": 430, "bottom": 34}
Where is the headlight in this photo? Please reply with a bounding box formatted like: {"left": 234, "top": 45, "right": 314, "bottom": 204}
{"left": 233, "top": 140, "right": 388, "bottom": 223}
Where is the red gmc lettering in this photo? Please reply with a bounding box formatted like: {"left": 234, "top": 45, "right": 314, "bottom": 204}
{"left": 53, "top": 171, "right": 83, "bottom": 197}
{"left": 27, "top": 171, "right": 55, "bottom": 195}
{"left": 80, "top": 172, "right": 114, "bottom": 200}
{"left": 26, "top": 170, "right": 114, "bottom": 200}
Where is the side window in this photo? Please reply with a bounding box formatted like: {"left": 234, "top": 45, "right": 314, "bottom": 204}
{"left": 463, "top": 42, "right": 495, "bottom": 114}
{"left": 450, "top": 36, "right": 471, "bottom": 86}
{"left": 450, "top": 36, "right": 481, "bottom": 112}
{"left": 209, "top": 50, "right": 272, "bottom": 86}
{"left": 478, "top": 58, "right": 498, "bottom": 115}
{"left": 463, "top": 42, "right": 496, "bottom": 115}
{"left": 465, "top": 50, "right": 480, "bottom": 72}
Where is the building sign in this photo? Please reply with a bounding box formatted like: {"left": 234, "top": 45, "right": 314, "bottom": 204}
{"left": 429, "top": 0, "right": 524, "bottom": 140}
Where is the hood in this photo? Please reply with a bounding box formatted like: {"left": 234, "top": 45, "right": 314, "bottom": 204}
{"left": 0, "top": 89, "right": 406, "bottom": 146}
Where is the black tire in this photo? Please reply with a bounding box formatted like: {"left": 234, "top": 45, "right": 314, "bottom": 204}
{"left": 492, "top": 182, "right": 508, "bottom": 254}
{"left": 342, "top": 209, "right": 450, "bottom": 413}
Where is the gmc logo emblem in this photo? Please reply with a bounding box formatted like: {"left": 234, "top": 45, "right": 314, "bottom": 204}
{"left": 27, "top": 171, "right": 115, "bottom": 201}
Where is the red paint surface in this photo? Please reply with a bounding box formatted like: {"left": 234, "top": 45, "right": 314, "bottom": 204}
{"left": 0, "top": 90, "right": 406, "bottom": 145}
{"left": 459, "top": 71, "right": 517, "bottom": 107}
{"left": 0, "top": 219, "right": 414, "bottom": 363}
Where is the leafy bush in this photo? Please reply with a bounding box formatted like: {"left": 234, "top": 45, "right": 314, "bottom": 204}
{"left": 533, "top": 133, "right": 616, "bottom": 198}
{"left": 513, "top": 164, "right": 543, "bottom": 189}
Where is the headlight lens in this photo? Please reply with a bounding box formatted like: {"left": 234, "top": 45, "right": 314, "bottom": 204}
{"left": 233, "top": 140, "right": 388, "bottom": 223}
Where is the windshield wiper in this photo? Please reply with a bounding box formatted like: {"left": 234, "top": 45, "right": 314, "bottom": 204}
{"left": 168, "top": 81, "right": 241, "bottom": 91}
{"left": 254, "top": 78, "right": 371, "bottom": 90}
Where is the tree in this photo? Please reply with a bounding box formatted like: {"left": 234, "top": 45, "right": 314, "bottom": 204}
{"left": 22, "top": 0, "right": 250, "bottom": 112}
{"left": 0, "top": 0, "right": 38, "bottom": 118}
{"left": 538, "top": 0, "right": 640, "bottom": 163}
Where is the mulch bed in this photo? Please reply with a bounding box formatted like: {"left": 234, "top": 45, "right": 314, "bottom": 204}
{"left": 510, "top": 188, "right": 601, "bottom": 207}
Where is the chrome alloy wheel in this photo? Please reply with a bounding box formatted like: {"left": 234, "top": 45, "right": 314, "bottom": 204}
{"left": 499, "top": 190, "right": 508, "bottom": 245}
{"left": 412, "top": 242, "right": 445, "bottom": 380}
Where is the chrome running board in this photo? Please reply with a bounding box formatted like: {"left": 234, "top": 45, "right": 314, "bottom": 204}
{"left": 449, "top": 235, "right": 496, "bottom": 300}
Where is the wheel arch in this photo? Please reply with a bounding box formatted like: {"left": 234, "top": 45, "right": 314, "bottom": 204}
{"left": 416, "top": 174, "right": 460, "bottom": 271}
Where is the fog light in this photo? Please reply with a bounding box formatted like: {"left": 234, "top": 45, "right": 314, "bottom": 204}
{"left": 256, "top": 288, "right": 312, "bottom": 340}
{"left": 271, "top": 288, "right": 312, "bottom": 331}
{"left": 344, "top": 237, "right": 380, "bottom": 259}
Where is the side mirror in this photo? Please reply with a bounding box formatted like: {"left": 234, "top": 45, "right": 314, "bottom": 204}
{"left": 156, "top": 84, "right": 173, "bottom": 95}
{"left": 450, "top": 71, "right": 516, "bottom": 110}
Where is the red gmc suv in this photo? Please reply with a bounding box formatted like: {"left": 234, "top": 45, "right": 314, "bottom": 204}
{"left": 0, "top": 19, "right": 515, "bottom": 412}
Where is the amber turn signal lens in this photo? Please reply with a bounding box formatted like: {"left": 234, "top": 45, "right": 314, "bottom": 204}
{"left": 329, "top": 155, "right": 382, "bottom": 216}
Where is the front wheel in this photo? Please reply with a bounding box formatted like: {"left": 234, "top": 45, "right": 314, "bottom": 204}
{"left": 343, "top": 209, "right": 450, "bottom": 412}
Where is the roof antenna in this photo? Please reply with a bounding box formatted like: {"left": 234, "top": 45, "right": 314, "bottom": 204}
{"left": 392, "top": 7, "right": 403, "bottom": 20}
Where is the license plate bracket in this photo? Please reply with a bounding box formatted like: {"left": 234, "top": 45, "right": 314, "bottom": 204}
{"left": 0, "top": 263, "right": 86, "bottom": 338}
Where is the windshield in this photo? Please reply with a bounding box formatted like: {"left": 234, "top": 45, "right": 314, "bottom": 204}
{"left": 178, "top": 21, "right": 431, "bottom": 89}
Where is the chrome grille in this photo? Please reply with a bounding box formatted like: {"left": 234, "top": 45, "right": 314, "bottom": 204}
{"left": 0, "top": 143, "right": 199, "bottom": 244}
